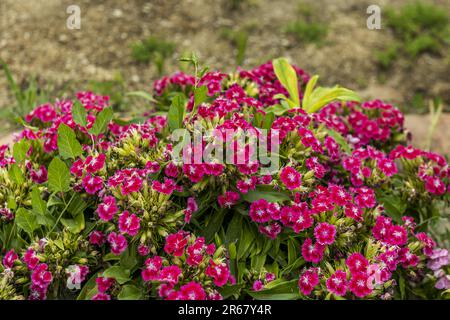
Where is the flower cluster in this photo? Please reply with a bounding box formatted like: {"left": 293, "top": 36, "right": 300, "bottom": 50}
{"left": 0, "top": 60, "right": 448, "bottom": 301}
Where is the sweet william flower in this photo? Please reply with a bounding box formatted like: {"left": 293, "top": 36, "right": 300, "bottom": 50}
{"left": 121, "top": 175, "right": 143, "bottom": 195}
{"left": 159, "top": 265, "right": 182, "bottom": 284}
{"left": 3, "top": 249, "right": 18, "bottom": 269}
{"left": 92, "top": 293, "right": 111, "bottom": 300}
{"left": 301, "top": 238, "right": 325, "bottom": 264}
{"left": 85, "top": 153, "right": 106, "bottom": 173}
{"left": 326, "top": 270, "right": 348, "bottom": 296}
{"left": 96, "top": 196, "right": 118, "bottom": 221}
{"left": 280, "top": 166, "right": 302, "bottom": 190}
{"left": 387, "top": 225, "right": 408, "bottom": 246}
{"left": 142, "top": 256, "right": 163, "bottom": 281}
{"left": 349, "top": 272, "right": 372, "bottom": 298}
{"left": 314, "top": 222, "right": 336, "bottom": 245}
{"left": 107, "top": 232, "right": 127, "bottom": 255}
{"left": 184, "top": 197, "right": 198, "bottom": 223}
{"left": 118, "top": 210, "right": 141, "bottom": 236}
{"left": 31, "top": 264, "right": 53, "bottom": 289}
{"left": 218, "top": 191, "right": 240, "bottom": 208}
{"left": 252, "top": 280, "right": 264, "bottom": 291}
{"left": 298, "top": 268, "right": 319, "bottom": 296}
{"left": 89, "top": 230, "right": 106, "bottom": 246}
{"left": 179, "top": 281, "right": 207, "bottom": 300}
{"left": 96, "top": 277, "right": 115, "bottom": 293}
{"left": 258, "top": 222, "right": 282, "bottom": 239}
{"left": 346, "top": 253, "right": 369, "bottom": 274}
{"left": 205, "top": 261, "right": 230, "bottom": 287}
{"left": 424, "top": 176, "right": 446, "bottom": 195}
{"left": 23, "top": 248, "right": 40, "bottom": 270}
{"left": 164, "top": 231, "right": 188, "bottom": 256}
{"left": 30, "top": 165, "right": 48, "bottom": 184}
{"left": 82, "top": 174, "right": 103, "bottom": 195}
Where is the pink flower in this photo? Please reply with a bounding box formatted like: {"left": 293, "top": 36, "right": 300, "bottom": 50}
{"left": 82, "top": 174, "right": 103, "bottom": 195}
{"left": 179, "top": 282, "right": 207, "bottom": 300}
{"left": 23, "top": 248, "right": 40, "bottom": 270}
{"left": 387, "top": 225, "right": 408, "bottom": 246}
{"left": 258, "top": 222, "right": 282, "bottom": 239}
{"left": 85, "top": 154, "right": 106, "bottom": 173}
{"left": 218, "top": 191, "right": 240, "bottom": 208}
{"left": 349, "top": 272, "right": 372, "bottom": 298}
{"left": 326, "top": 270, "right": 348, "bottom": 296}
{"left": 184, "top": 197, "right": 198, "bottom": 223}
{"left": 416, "top": 232, "right": 436, "bottom": 256}
{"left": 121, "top": 175, "right": 143, "bottom": 195}
{"left": 164, "top": 162, "right": 179, "bottom": 178}
{"left": 424, "top": 176, "right": 446, "bottom": 195}
{"left": 31, "top": 263, "right": 53, "bottom": 290}
{"left": 142, "top": 256, "right": 163, "bottom": 281}
{"left": 152, "top": 178, "right": 177, "bottom": 195}
{"left": 159, "top": 265, "right": 182, "bottom": 284}
{"left": 249, "top": 199, "right": 271, "bottom": 223}
{"left": 301, "top": 238, "right": 325, "bottom": 264}
{"left": 186, "top": 237, "right": 205, "bottom": 266}
{"left": 344, "top": 203, "right": 363, "bottom": 221}
{"left": 96, "top": 277, "right": 115, "bottom": 293}
{"left": 205, "top": 261, "right": 230, "bottom": 287}
{"left": 107, "top": 232, "right": 127, "bottom": 255}
{"left": 89, "top": 230, "right": 106, "bottom": 246}
{"left": 92, "top": 293, "right": 111, "bottom": 300}
{"left": 377, "top": 158, "right": 397, "bottom": 177}
{"left": 3, "top": 249, "right": 18, "bottom": 269}
{"left": 346, "top": 253, "right": 369, "bottom": 275}
{"left": 183, "top": 164, "right": 205, "bottom": 183}
{"left": 70, "top": 159, "right": 84, "bottom": 177}
{"left": 252, "top": 280, "right": 264, "bottom": 291}
{"left": 280, "top": 166, "right": 302, "bottom": 190}
{"left": 164, "top": 231, "right": 188, "bottom": 257}
{"left": 30, "top": 165, "right": 48, "bottom": 184}
{"left": 298, "top": 268, "right": 319, "bottom": 296}
{"left": 96, "top": 196, "right": 118, "bottom": 221}
{"left": 314, "top": 222, "right": 336, "bottom": 245}
{"left": 118, "top": 210, "right": 141, "bottom": 236}
{"left": 372, "top": 216, "right": 392, "bottom": 242}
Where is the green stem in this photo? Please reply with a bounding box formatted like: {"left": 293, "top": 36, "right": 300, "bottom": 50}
{"left": 47, "top": 193, "right": 75, "bottom": 236}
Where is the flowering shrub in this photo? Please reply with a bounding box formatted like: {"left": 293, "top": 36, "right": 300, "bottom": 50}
{"left": 0, "top": 58, "right": 449, "bottom": 300}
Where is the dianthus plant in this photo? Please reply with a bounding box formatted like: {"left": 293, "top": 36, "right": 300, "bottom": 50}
{"left": 0, "top": 58, "right": 449, "bottom": 300}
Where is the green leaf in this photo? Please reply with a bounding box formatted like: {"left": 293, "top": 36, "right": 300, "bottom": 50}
{"left": 242, "top": 187, "right": 291, "bottom": 203}
{"left": 88, "top": 107, "right": 114, "bottom": 136}
{"left": 57, "top": 123, "right": 83, "bottom": 159}
{"left": 48, "top": 157, "right": 71, "bottom": 193}
{"left": 61, "top": 213, "right": 85, "bottom": 233}
{"left": 194, "top": 85, "right": 208, "bottom": 107}
{"left": 247, "top": 279, "right": 300, "bottom": 300}
{"left": 167, "top": 94, "right": 186, "bottom": 131}
{"left": 118, "top": 285, "right": 144, "bottom": 300}
{"left": 378, "top": 196, "right": 406, "bottom": 224}
{"left": 77, "top": 272, "right": 99, "bottom": 300}
{"left": 8, "top": 164, "right": 24, "bottom": 185}
{"left": 219, "top": 284, "right": 244, "bottom": 299}
{"left": 262, "top": 112, "right": 275, "bottom": 130}
{"left": 272, "top": 58, "right": 300, "bottom": 108}
{"left": 13, "top": 139, "right": 30, "bottom": 163}
{"left": 237, "top": 221, "right": 255, "bottom": 260}
{"left": 71, "top": 101, "right": 88, "bottom": 127}
{"left": 303, "top": 83, "right": 361, "bottom": 114}
{"left": 264, "top": 101, "right": 291, "bottom": 116}
{"left": 324, "top": 128, "right": 352, "bottom": 154}
{"left": 103, "top": 266, "right": 131, "bottom": 285}
{"left": 120, "top": 245, "right": 138, "bottom": 271}
{"left": 15, "top": 208, "right": 38, "bottom": 237}
{"left": 31, "top": 187, "right": 47, "bottom": 216}
{"left": 203, "top": 209, "right": 226, "bottom": 243}
{"left": 126, "top": 91, "right": 157, "bottom": 103}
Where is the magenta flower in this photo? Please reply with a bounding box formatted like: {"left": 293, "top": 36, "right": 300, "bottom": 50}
{"left": 280, "top": 166, "right": 302, "bottom": 190}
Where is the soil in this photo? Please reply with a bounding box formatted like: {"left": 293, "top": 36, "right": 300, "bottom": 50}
{"left": 0, "top": 0, "right": 449, "bottom": 155}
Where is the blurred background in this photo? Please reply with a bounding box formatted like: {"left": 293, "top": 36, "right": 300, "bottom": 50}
{"left": 0, "top": 0, "right": 449, "bottom": 155}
